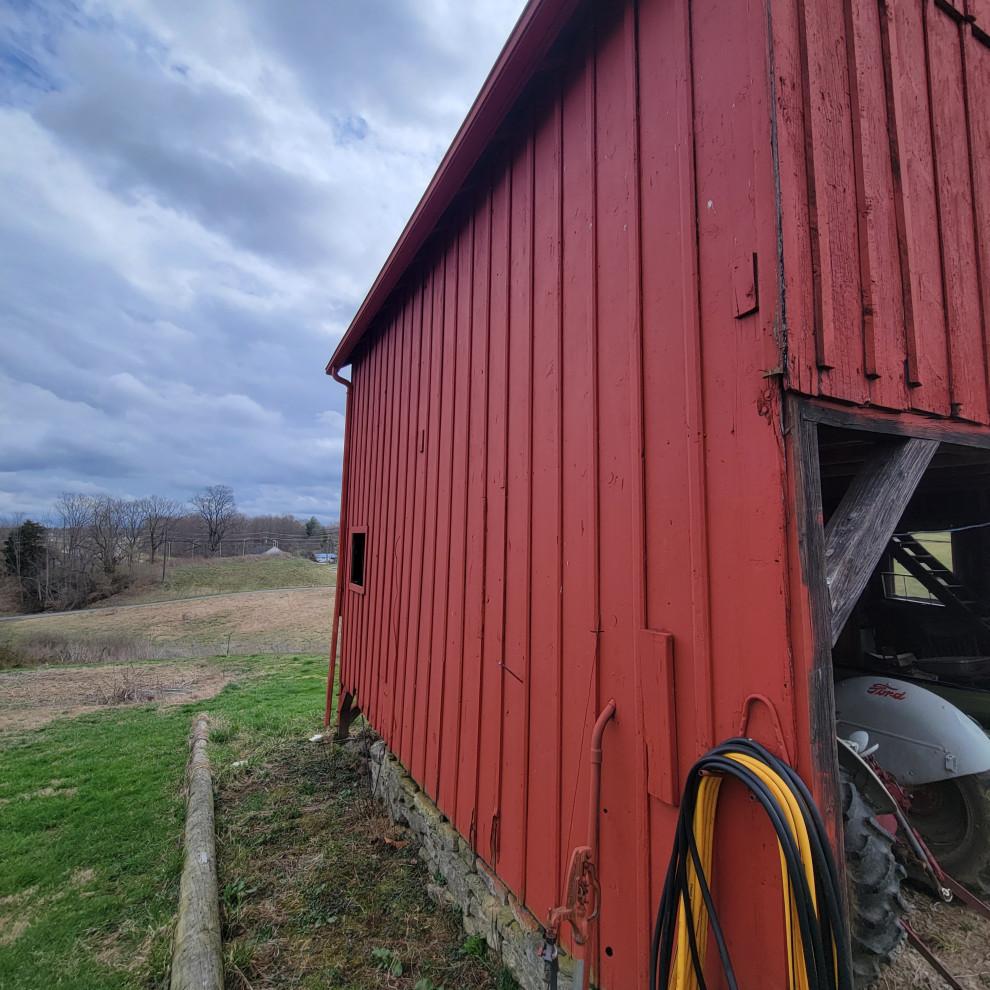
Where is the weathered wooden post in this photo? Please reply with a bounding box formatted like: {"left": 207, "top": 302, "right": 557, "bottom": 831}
{"left": 171, "top": 713, "right": 223, "bottom": 990}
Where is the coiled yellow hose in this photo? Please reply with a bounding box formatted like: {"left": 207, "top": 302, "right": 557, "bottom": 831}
{"left": 651, "top": 739, "right": 850, "bottom": 990}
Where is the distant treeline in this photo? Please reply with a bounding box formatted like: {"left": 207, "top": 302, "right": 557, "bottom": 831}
{"left": 1, "top": 485, "right": 339, "bottom": 613}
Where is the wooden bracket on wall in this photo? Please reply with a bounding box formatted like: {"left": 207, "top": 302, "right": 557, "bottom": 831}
{"left": 637, "top": 629, "right": 678, "bottom": 805}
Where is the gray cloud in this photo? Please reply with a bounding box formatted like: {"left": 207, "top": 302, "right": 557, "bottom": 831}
{"left": 31, "top": 32, "right": 341, "bottom": 265}
{"left": 0, "top": 0, "right": 527, "bottom": 524}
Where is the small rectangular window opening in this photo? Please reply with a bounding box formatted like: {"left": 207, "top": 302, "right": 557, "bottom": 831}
{"left": 882, "top": 531, "right": 952, "bottom": 605}
{"left": 349, "top": 529, "right": 367, "bottom": 593}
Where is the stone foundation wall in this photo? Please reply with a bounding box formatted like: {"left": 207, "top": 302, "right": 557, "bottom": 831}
{"left": 363, "top": 738, "right": 576, "bottom": 990}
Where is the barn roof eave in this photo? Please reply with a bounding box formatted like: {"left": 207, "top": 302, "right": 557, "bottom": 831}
{"left": 325, "top": 0, "right": 579, "bottom": 377}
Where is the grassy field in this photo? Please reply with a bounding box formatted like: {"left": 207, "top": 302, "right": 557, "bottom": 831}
{"left": 0, "top": 653, "right": 515, "bottom": 990}
{"left": 0, "top": 653, "right": 327, "bottom": 990}
{"left": 119, "top": 555, "right": 336, "bottom": 604}
{"left": 1, "top": 588, "right": 333, "bottom": 671}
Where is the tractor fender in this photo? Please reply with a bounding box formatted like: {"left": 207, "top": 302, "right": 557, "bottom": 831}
{"left": 834, "top": 676, "right": 990, "bottom": 785}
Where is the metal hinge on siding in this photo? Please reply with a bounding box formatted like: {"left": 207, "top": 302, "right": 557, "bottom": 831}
{"left": 732, "top": 252, "right": 759, "bottom": 319}
{"left": 490, "top": 812, "right": 500, "bottom": 866}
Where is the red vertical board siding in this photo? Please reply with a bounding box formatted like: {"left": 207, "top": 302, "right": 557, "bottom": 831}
{"left": 372, "top": 330, "right": 395, "bottom": 728}
{"left": 780, "top": 0, "right": 990, "bottom": 423}
{"left": 378, "top": 316, "right": 399, "bottom": 739}
{"left": 593, "top": 3, "right": 649, "bottom": 983}
{"left": 927, "top": 5, "right": 988, "bottom": 420}
{"left": 373, "top": 322, "right": 398, "bottom": 733}
{"left": 360, "top": 340, "right": 382, "bottom": 714}
{"left": 524, "top": 86, "right": 564, "bottom": 922}
{"left": 340, "top": 358, "right": 362, "bottom": 698}
{"left": 354, "top": 356, "right": 373, "bottom": 701}
{"left": 340, "top": 357, "right": 359, "bottom": 702}
{"left": 476, "top": 165, "right": 511, "bottom": 870}
{"left": 456, "top": 197, "right": 491, "bottom": 840}
{"left": 411, "top": 270, "right": 442, "bottom": 785}
{"left": 556, "top": 22, "right": 598, "bottom": 923}
{"left": 366, "top": 335, "right": 389, "bottom": 724}
{"left": 773, "top": 0, "right": 817, "bottom": 396}
{"left": 364, "top": 330, "right": 385, "bottom": 727}
{"left": 623, "top": 18, "right": 653, "bottom": 961}
{"left": 426, "top": 246, "right": 458, "bottom": 797}
{"left": 692, "top": 0, "right": 795, "bottom": 982}
{"left": 438, "top": 221, "right": 473, "bottom": 819}
{"left": 385, "top": 305, "right": 412, "bottom": 744}
{"left": 799, "top": 0, "right": 867, "bottom": 398}
{"left": 391, "top": 298, "right": 418, "bottom": 757}
{"left": 423, "top": 259, "right": 450, "bottom": 788}
{"left": 498, "top": 135, "right": 535, "bottom": 898}
{"left": 354, "top": 347, "right": 382, "bottom": 714}
{"left": 970, "top": 0, "right": 990, "bottom": 29}
{"left": 883, "top": 0, "right": 951, "bottom": 410}
{"left": 401, "top": 284, "right": 432, "bottom": 766}
{"left": 637, "top": 0, "right": 711, "bottom": 927}
{"left": 387, "top": 314, "right": 410, "bottom": 742}
{"left": 966, "top": 34, "right": 990, "bottom": 402}
{"left": 846, "top": 0, "right": 909, "bottom": 408}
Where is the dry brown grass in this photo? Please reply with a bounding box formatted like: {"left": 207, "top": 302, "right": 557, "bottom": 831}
{"left": 876, "top": 886, "right": 990, "bottom": 989}
{"left": 0, "top": 659, "right": 244, "bottom": 734}
{"left": 0, "top": 587, "right": 332, "bottom": 669}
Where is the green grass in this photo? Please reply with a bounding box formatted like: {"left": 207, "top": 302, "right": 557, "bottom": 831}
{"left": 118, "top": 556, "right": 336, "bottom": 605}
{"left": 0, "top": 653, "right": 330, "bottom": 990}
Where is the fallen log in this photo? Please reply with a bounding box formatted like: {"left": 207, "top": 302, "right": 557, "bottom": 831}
{"left": 171, "top": 713, "right": 223, "bottom": 990}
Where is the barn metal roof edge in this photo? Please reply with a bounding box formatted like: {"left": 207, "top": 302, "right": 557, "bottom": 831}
{"left": 325, "top": 0, "right": 579, "bottom": 376}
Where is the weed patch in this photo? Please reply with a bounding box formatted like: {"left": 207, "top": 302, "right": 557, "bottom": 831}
{"left": 0, "top": 631, "right": 173, "bottom": 671}
{"left": 215, "top": 738, "right": 518, "bottom": 990}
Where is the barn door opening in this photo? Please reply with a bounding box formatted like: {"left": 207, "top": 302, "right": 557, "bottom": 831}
{"left": 792, "top": 403, "right": 990, "bottom": 791}
{"left": 816, "top": 425, "right": 990, "bottom": 686}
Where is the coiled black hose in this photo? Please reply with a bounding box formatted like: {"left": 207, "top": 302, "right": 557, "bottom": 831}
{"left": 648, "top": 738, "right": 853, "bottom": 990}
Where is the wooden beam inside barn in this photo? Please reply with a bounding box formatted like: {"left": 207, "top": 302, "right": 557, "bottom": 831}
{"left": 824, "top": 437, "right": 939, "bottom": 645}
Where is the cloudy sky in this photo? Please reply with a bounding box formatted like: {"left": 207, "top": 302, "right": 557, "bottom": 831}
{"left": 0, "top": 0, "right": 528, "bottom": 523}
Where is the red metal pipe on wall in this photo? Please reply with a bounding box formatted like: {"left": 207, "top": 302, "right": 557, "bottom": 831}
{"left": 546, "top": 698, "right": 616, "bottom": 990}
{"left": 588, "top": 698, "right": 616, "bottom": 866}
{"left": 324, "top": 366, "right": 352, "bottom": 727}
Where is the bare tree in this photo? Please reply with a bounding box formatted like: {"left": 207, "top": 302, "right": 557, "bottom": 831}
{"left": 190, "top": 485, "right": 238, "bottom": 555}
{"left": 120, "top": 499, "right": 145, "bottom": 566}
{"left": 52, "top": 492, "right": 90, "bottom": 563}
{"left": 88, "top": 495, "right": 126, "bottom": 579}
{"left": 51, "top": 492, "right": 94, "bottom": 605}
{"left": 141, "top": 495, "right": 182, "bottom": 563}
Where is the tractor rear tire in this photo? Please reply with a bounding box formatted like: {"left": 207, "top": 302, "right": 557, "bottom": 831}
{"left": 907, "top": 770, "right": 990, "bottom": 897}
{"left": 841, "top": 773, "right": 908, "bottom": 989}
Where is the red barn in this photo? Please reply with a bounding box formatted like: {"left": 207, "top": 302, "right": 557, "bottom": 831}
{"left": 325, "top": 0, "right": 990, "bottom": 986}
